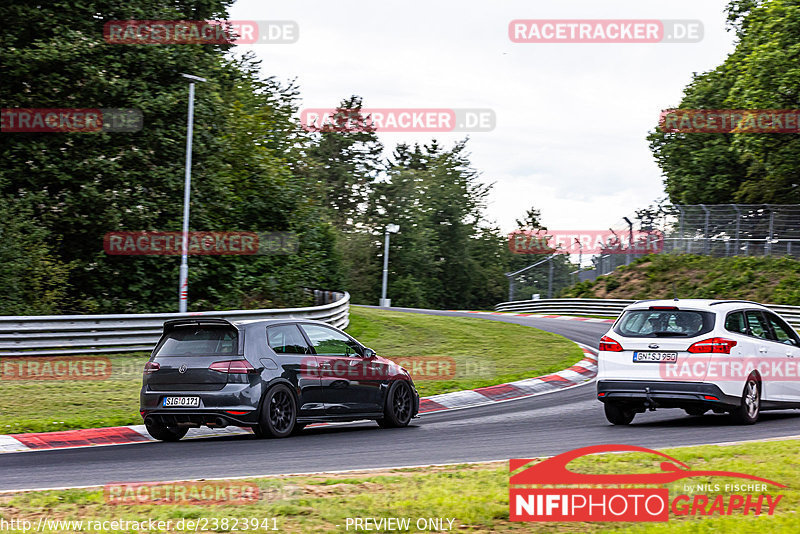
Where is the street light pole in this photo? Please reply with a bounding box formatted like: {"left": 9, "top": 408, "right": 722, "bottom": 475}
{"left": 623, "top": 217, "right": 634, "bottom": 266}
{"left": 380, "top": 224, "right": 399, "bottom": 307}
{"left": 178, "top": 73, "right": 207, "bottom": 313}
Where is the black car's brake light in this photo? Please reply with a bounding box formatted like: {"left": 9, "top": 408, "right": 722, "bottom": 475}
{"left": 144, "top": 361, "right": 160, "bottom": 374}
{"left": 209, "top": 360, "right": 256, "bottom": 374}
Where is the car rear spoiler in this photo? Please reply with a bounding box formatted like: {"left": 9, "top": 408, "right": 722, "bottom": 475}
{"left": 162, "top": 318, "right": 236, "bottom": 333}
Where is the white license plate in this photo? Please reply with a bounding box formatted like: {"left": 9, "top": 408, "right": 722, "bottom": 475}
{"left": 163, "top": 396, "right": 200, "bottom": 408}
{"left": 633, "top": 351, "right": 678, "bottom": 363}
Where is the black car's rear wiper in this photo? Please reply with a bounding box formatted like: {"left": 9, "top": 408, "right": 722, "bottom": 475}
{"left": 651, "top": 331, "right": 687, "bottom": 337}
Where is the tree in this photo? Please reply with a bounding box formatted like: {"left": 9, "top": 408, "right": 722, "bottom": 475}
{"left": 0, "top": 196, "right": 71, "bottom": 315}
{"left": 0, "top": 1, "right": 341, "bottom": 313}
{"left": 515, "top": 206, "right": 547, "bottom": 231}
{"left": 648, "top": 0, "right": 800, "bottom": 204}
{"left": 300, "top": 96, "right": 384, "bottom": 229}
{"left": 357, "top": 141, "right": 507, "bottom": 309}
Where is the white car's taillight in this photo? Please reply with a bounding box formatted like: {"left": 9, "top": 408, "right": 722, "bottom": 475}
{"left": 599, "top": 335, "right": 623, "bottom": 352}
{"left": 687, "top": 337, "right": 737, "bottom": 354}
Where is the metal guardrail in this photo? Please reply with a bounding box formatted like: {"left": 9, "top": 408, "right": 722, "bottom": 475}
{"left": 0, "top": 291, "right": 350, "bottom": 357}
{"left": 494, "top": 298, "right": 800, "bottom": 328}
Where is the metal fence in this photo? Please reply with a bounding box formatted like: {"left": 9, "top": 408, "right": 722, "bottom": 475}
{"left": 494, "top": 297, "right": 800, "bottom": 328}
{"left": 0, "top": 290, "right": 350, "bottom": 357}
{"left": 586, "top": 203, "right": 800, "bottom": 277}
{"left": 505, "top": 255, "right": 578, "bottom": 302}
{"left": 656, "top": 204, "right": 800, "bottom": 257}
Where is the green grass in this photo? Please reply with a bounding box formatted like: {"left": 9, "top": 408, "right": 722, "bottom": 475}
{"left": 1, "top": 439, "right": 796, "bottom": 533}
{"left": 0, "top": 308, "right": 582, "bottom": 433}
{"left": 0, "top": 353, "right": 150, "bottom": 434}
{"left": 560, "top": 254, "right": 800, "bottom": 304}
{"left": 347, "top": 306, "right": 584, "bottom": 396}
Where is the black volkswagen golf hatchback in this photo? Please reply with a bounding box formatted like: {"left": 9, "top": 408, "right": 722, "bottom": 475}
{"left": 140, "top": 318, "right": 420, "bottom": 441}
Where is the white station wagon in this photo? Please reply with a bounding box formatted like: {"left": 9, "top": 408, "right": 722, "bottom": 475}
{"left": 597, "top": 299, "right": 800, "bottom": 425}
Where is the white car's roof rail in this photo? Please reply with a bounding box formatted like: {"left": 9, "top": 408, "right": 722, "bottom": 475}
{"left": 708, "top": 300, "right": 764, "bottom": 307}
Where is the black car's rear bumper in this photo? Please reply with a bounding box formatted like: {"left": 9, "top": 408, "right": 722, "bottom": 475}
{"left": 143, "top": 410, "right": 258, "bottom": 428}
{"left": 596, "top": 380, "right": 741, "bottom": 409}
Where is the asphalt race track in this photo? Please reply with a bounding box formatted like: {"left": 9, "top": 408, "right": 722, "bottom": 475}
{"left": 1, "top": 309, "right": 799, "bottom": 491}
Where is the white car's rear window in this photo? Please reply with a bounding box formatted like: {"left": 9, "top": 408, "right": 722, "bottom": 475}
{"left": 615, "top": 310, "right": 715, "bottom": 338}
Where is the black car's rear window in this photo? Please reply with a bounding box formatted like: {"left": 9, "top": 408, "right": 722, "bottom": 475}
{"left": 614, "top": 310, "right": 715, "bottom": 338}
{"left": 155, "top": 327, "right": 238, "bottom": 357}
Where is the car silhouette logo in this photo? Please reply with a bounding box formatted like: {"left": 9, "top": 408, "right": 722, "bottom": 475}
{"left": 649, "top": 343, "right": 660, "bottom": 349}
{"left": 178, "top": 364, "right": 187, "bottom": 374}
{"left": 510, "top": 444, "right": 786, "bottom": 487}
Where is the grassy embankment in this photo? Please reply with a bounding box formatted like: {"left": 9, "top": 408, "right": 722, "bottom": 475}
{"left": 561, "top": 254, "right": 800, "bottom": 304}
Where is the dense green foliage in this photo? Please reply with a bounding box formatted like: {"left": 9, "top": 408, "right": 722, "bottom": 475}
{"left": 1, "top": 0, "right": 342, "bottom": 313}
{"left": 561, "top": 254, "right": 800, "bottom": 304}
{"left": 648, "top": 0, "right": 800, "bottom": 204}
{"left": 0, "top": 1, "right": 532, "bottom": 314}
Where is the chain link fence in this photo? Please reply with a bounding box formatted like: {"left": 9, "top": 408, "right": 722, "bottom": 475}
{"left": 505, "top": 204, "right": 800, "bottom": 299}
{"left": 505, "top": 255, "right": 579, "bottom": 302}
{"left": 593, "top": 203, "right": 800, "bottom": 275}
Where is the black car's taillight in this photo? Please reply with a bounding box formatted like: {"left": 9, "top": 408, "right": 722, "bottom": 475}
{"left": 144, "top": 361, "right": 160, "bottom": 374}
{"left": 209, "top": 360, "right": 256, "bottom": 374}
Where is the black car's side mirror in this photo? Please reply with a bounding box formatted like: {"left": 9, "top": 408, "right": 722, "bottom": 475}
{"left": 362, "top": 347, "right": 376, "bottom": 359}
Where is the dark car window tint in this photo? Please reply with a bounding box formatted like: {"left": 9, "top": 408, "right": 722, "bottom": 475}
{"left": 725, "top": 312, "right": 748, "bottom": 334}
{"left": 615, "top": 310, "right": 713, "bottom": 337}
{"left": 155, "top": 327, "right": 237, "bottom": 357}
{"left": 745, "top": 311, "right": 770, "bottom": 340}
{"left": 764, "top": 313, "right": 799, "bottom": 346}
{"left": 301, "top": 324, "right": 360, "bottom": 356}
{"left": 267, "top": 324, "right": 310, "bottom": 354}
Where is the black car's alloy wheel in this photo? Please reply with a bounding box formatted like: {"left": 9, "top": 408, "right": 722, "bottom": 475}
{"left": 377, "top": 380, "right": 413, "bottom": 428}
{"left": 255, "top": 384, "right": 297, "bottom": 438}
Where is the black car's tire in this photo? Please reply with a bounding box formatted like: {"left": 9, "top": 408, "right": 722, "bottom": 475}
{"left": 685, "top": 407, "right": 708, "bottom": 416}
{"left": 604, "top": 403, "right": 635, "bottom": 425}
{"left": 377, "top": 380, "right": 414, "bottom": 428}
{"left": 145, "top": 421, "right": 188, "bottom": 442}
{"left": 254, "top": 384, "right": 297, "bottom": 438}
{"left": 730, "top": 377, "right": 760, "bottom": 425}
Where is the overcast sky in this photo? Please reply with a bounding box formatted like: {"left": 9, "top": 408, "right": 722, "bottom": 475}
{"left": 228, "top": 0, "right": 736, "bottom": 233}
